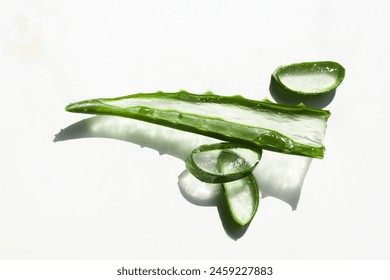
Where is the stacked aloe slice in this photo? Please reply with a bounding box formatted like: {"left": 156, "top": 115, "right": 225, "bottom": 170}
{"left": 185, "top": 143, "right": 261, "bottom": 226}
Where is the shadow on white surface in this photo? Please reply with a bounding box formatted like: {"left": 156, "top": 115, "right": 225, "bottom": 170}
{"left": 177, "top": 169, "right": 252, "bottom": 240}
{"left": 54, "top": 116, "right": 217, "bottom": 160}
{"left": 178, "top": 170, "right": 222, "bottom": 207}
{"left": 55, "top": 116, "right": 312, "bottom": 239}
{"left": 254, "top": 152, "right": 312, "bottom": 210}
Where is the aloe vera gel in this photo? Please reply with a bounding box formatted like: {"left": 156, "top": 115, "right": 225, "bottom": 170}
{"left": 272, "top": 61, "right": 345, "bottom": 96}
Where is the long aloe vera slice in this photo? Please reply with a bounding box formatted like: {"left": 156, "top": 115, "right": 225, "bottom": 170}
{"left": 271, "top": 61, "right": 345, "bottom": 96}
{"left": 65, "top": 91, "right": 330, "bottom": 158}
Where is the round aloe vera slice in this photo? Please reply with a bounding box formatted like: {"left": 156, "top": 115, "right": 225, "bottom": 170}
{"left": 185, "top": 143, "right": 262, "bottom": 184}
{"left": 218, "top": 150, "right": 260, "bottom": 226}
{"left": 271, "top": 61, "right": 345, "bottom": 96}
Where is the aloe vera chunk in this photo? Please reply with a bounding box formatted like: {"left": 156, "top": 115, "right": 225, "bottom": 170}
{"left": 217, "top": 150, "right": 260, "bottom": 226}
{"left": 271, "top": 61, "right": 345, "bottom": 96}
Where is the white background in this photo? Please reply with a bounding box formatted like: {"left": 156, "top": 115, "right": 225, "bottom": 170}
{"left": 1, "top": 0, "right": 389, "bottom": 260}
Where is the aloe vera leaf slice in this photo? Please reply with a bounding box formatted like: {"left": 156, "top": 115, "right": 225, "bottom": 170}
{"left": 65, "top": 91, "right": 330, "bottom": 158}
{"left": 218, "top": 150, "right": 260, "bottom": 226}
{"left": 271, "top": 61, "right": 345, "bottom": 96}
{"left": 222, "top": 175, "right": 260, "bottom": 226}
{"left": 185, "top": 142, "right": 261, "bottom": 183}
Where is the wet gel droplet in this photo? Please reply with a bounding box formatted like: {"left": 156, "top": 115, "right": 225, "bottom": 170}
{"left": 138, "top": 107, "right": 151, "bottom": 115}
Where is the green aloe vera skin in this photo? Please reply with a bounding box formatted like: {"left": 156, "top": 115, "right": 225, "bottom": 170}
{"left": 66, "top": 91, "right": 330, "bottom": 158}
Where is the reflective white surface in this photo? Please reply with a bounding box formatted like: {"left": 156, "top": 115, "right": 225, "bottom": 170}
{"left": 1, "top": 0, "right": 389, "bottom": 259}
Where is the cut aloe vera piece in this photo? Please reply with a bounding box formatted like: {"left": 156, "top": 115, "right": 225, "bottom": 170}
{"left": 66, "top": 91, "right": 330, "bottom": 158}
{"left": 185, "top": 143, "right": 261, "bottom": 183}
{"left": 271, "top": 61, "right": 345, "bottom": 96}
{"left": 218, "top": 150, "right": 260, "bottom": 226}
{"left": 223, "top": 175, "right": 259, "bottom": 226}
